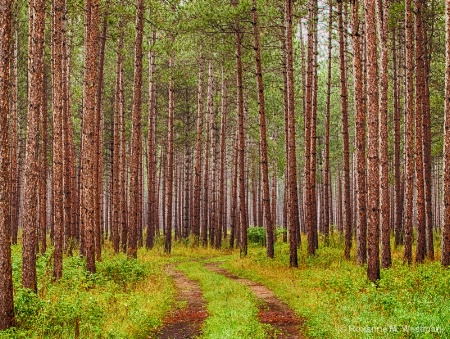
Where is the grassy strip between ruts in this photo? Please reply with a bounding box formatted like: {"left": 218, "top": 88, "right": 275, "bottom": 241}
{"left": 221, "top": 235, "right": 450, "bottom": 339}
{"left": 177, "top": 261, "right": 268, "bottom": 339}
{"left": 1, "top": 244, "right": 175, "bottom": 339}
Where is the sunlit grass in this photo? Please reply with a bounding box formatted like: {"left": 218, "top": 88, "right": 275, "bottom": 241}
{"left": 222, "top": 231, "right": 450, "bottom": 339}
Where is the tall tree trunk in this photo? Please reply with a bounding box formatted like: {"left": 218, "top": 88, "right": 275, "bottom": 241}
{"left": 442, "top": 0, "right": 450, "bottom": 267}
{"left": 232, "top": 0, "right": 249, "bottom": 256}
{"left": 217, "top": 69, "right": 227, "bottom": 249}
{"left": 352, "top": 0, "right": 367, "bottom": 265}
{"left": 392, "top": 25, "right": 403, "bottom": 248}
{"left": 365, "top": 0, "right": 380, "bottom": 282}
{"left": 183, "top": 89, "right": 191, "bottom": 240}
{"left": 81, "top": 0, "right": 100, "bottom": 273}
{"left": 0, "top": 0, "right": 15, "bottom": 328}
{"left": 165, "top": 48, "right": 175, "bottom": 254}
{"left": 252, "top": 0, "right": 274, "bottom": 258}
{"left": 128, "top": 0, "right": 144, "bottom": 258}
{"left": 146, "top": 31, "right": 157, "bottom": 249}
{"left": 230, "top": 131, "right": 239, "bottom": 248}
{"left": 286, "top": 0, "right": 299, "bottom": 267}
{"left": 112, "top": 16, "right": 124, "bottom": 253}
{"left": 52, "top": 0, "right": 66, "bottom": 278}
{"left": 338, "top": 0, "right": 352, "bottom": 260}
{"left": 415, "top": 0, "right": 426, "bottom": 263}
{"left": 39, "top": 67, "right": 48, "bottom": 254}
{"left": 404, "top": 0, "right": 415, "bottom": 264}
{"left": 10, "top": 20, "right": 19, "bottom": 247}
{"left": 193, "top": 56, "right": 204, "bottom": 246}
{"left": 324, "top": 0, "right": 333, "bottom": 242}
{"left": 202, "top": 60, "right": 213, "bottom": 247}
{"left": 23, "top": 0, "right": 45, "bottom": 292}
{"left": 94, "top": 10, "right": 107, "bottom": 261}
{"left": 377, "top": 0, "right": 391, "bottom": 268}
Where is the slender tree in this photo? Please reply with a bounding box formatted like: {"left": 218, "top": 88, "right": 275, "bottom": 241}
{"left": 365, "top": 0, "right": 380, "bottom": 282}
{"left": 352, "top": 0, "right": 367, "bottom": 264}
{"left": 0, "top": 0, "right": 15, "bottom": 328}
{"left": 324, "top": 0, "right": 333, "bottom": 242}
{"left": 192, "top": 56, "right": 204, "bottom": 246}
{"left": 112, "top": 14, "right": 124, "bottom": 253}
{"left": 81, "top": 0, "right": 100, "bottom": 273}
{"left": 404, "top": 0, "right": 415, "bottom": 264}
{"left": 338, "top": 0, "right": 352, "bottom": 260}
{"left": 52, "top": 0, "right": 66, "bottom": 278}
{"left": 128, "top": 0, "right": 144, "bottom": 258}
{"left": 23, "top": 0, "right": 45, "bottom": 292}
{"left": 217, "top": 69, "right": 227, "bottom": 249}
{"left": 286, "top": 0, "right": 299, "bottom": 266}
{"left": 442, "top": 0, "right": 450, "bottom": 267}
{"left": 146, "top": 31, "right": 157, "bottom": 249}
{"left": 415, "top": 0, "right": 426, "bottom": 263}
{"left": 377, "top": 0, "right": 391, "bottom": 268}
{"left": 165, "top": 47, "right": 175, "bottom": 254}
{"left": 233, "top": 0, "right": 249, "bottom": 256}
{"left": 252, "top": 0, "right": 274, "bottom": 258}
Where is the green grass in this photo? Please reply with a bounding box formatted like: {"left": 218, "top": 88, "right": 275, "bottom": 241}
{"left": 222, "top": 233, "right": 450, "bottom": 339}
{"left": 177, "top": 261, "right": 267, "bottom": 339}
{"left": 2, "top": 232, "right": 449, "bottom": 339}
{"left": 2, "top": 244, "right": 175, "bottom": 339}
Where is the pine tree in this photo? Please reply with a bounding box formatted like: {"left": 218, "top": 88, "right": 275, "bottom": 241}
{"left": 365, "top": 0, "right": 380, "bottom": 282}
{"left": 23, "top": 0, "right": 45, "bottom": 292}
{"left": 0, "top": 0, "right": 15, "bottom": 328}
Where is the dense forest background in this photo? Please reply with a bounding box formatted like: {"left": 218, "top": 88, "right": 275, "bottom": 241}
{"left": 1, "top": 0, "right": 450, "bottom": 334}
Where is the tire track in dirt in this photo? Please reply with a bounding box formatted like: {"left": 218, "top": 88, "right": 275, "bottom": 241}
{"left": 205, "top": 262, "right": 305, "bottom": 339}
{"left": 155, "top": 265, "right": 208, "bottom": 339}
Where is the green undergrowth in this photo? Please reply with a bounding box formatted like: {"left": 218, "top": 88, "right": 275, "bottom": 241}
{"left": 177, "top": 261, "right": 267, "bottom": 339}
{"left": 222, "top": 233, "right": 450, "bottom": 339}
{"left": 2, "top": 244, "right": 175, "bottom": 339}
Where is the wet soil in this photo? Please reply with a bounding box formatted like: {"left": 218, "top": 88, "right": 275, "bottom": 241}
{"left": 155, "top": 265, "right": 208, "bottom": 339}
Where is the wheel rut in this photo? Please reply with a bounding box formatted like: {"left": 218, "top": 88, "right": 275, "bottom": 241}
{"left": 155, "top": 265, "right": 208, "bottom": 339}
{"left": 205, "top": 262, "right": 305, "bottom": 339}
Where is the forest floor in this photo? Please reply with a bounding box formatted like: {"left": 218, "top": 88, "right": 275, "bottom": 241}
{"left": 2, "top": 233, "right": 450, "bottom": 339}
{"left": 155, "top": 265, "right": 208, "bottom": 338}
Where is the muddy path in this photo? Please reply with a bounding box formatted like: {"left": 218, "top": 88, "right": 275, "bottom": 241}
{"left": 205, "top": 262, "right": 305, "bottom": 339}
{"left": 154, "top": 265, "right": 208, "bottom": 339}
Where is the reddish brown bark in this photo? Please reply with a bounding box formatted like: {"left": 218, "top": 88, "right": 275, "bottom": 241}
{"left": 128, "top": 0, "right": 144, "bottom": 258}
{"left": 352, "top": 0, "right": 367, "bottom": 265}
{"left": 112, "top": 16, "right": 124, "bottom": 253}
{"left": 81, "top": 0, "right": 100, "bottom": 273}
{"left": 365, "top": 0, "right": 380, "bottom": 282}
{"left": 201, "top": 60, "right": 213, "bottom": 247}
{"left": 404, "top": 0, "right": 414, "bottom": 264}
{"left": 286, "top": 0, "right": 299, "bottom": 267}
{"left": 193, "top": 56, "right": 204, "bottom": 246}
{"left": 392, "top": 25, "right": 403, "bottom": 248}
{"left": 52, "top": 0, "right": 66, "bottom": 279}
{"left": 146, "top": 31, "right": 157, "bottom": 249}
{"left": 0, "top": 0, "right": 15, "bottom": 328}
{"left": 338, "top": 0, "right": 352, "bottom": 260}
{"left": 415, "top": 0, "right": 426, "bottom": 263}
{"left": 442, "top": 0, "right": 450, "bottom": 267}
{"left": 252, "top": 0, "right": 273, "bottom": 257}
{"left": 23, "top": 0, "right": 45, "bottom": 292}
{"left": 377, "top": 0, "right": 391, "bottom": 268}
{"left": 217, "top": 70, "right": 227, "bottom": 248}
{"left": 324, "top": 0, "right": 333, "bottom": 242}
{"left": 232, "top": 0, "right": 249, "bottom": 256}
{"left": 10, "top": 21, "right": 19, "bottom": 247}
{"left": 165, "top": 49, "right": 175, "bottom": 254}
